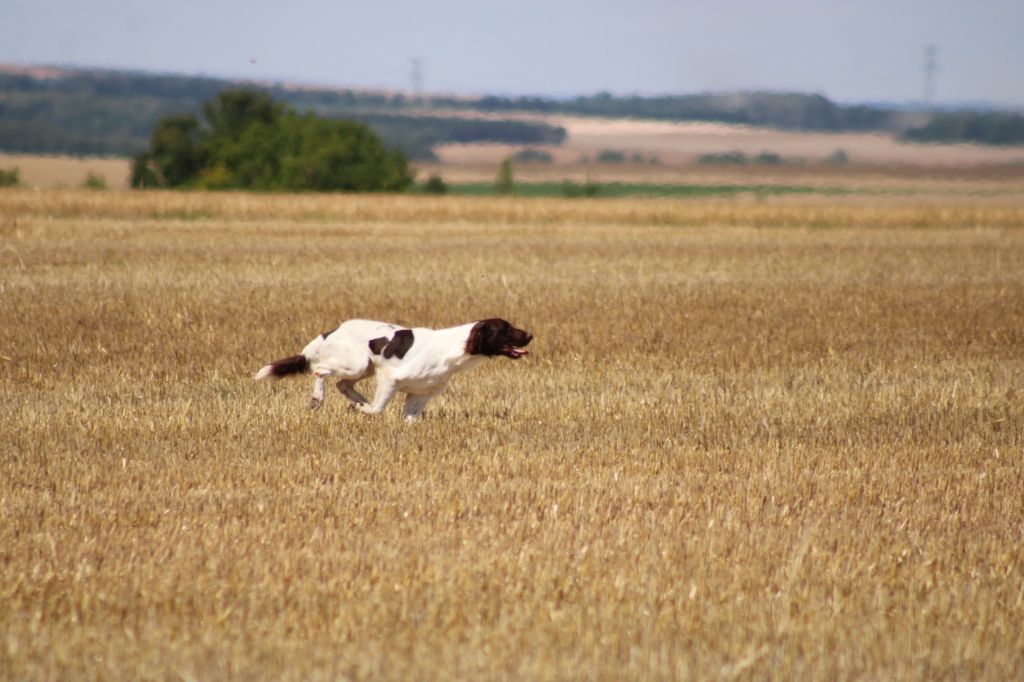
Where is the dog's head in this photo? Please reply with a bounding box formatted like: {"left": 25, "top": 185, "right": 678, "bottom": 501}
{"left": 466, "top": 318, "right": 533, "bottom": 359}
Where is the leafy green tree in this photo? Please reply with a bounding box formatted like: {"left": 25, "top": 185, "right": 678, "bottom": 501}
{"left": 131, "top": 89, "right": 413, "bottom": 192}
{"left": 278, "top": 114, "right": 412, "bottom": 192}
{"left": 203, "top": 89, "right": 282, "bottom": 141}
{"left": 147, "top": 114, "right": 206, "bottom": 186}
{"left": 129, "top": 153, "right": 160, "bottom": 188}
{"left": 207, "top": 116, "right": 283, "bottom": 189}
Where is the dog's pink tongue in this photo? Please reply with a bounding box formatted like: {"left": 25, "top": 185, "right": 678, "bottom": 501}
{"left": 505, "top": 346, "right": 529, "bottom": 358}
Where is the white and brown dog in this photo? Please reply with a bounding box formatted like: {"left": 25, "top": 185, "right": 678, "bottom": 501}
{"left": 255, "top": 318, "right": 533, "bottom": 421}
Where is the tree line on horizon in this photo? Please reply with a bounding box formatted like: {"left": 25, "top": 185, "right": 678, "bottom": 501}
{"left": 899, "top": 111, "right": 1024, "bottom": 146}
{"left": 0, "top": 70, "right": 565, "bottom": 159}
{"left": 1, "top": 68, "right": 1022, "bottom": 160}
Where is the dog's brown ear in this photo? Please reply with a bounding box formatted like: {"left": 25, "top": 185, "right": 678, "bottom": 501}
{"left": 368, "top": 336, "right": 389, "bottom": 355}
{"left": 383, "top": 329, "right": 415, "bottom": 359}
{"left": 466, "top": 319, "right": 510, "bottom": 356}
{"left": 464, "top": 317, "right": 495, "bottom": 352}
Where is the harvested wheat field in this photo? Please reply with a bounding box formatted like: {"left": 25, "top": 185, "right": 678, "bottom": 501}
{"left": 0, "top": 153, "right": 131, "bottom": 191}
{"left": 1, "top": 189, "right": 1023, "bottom": 680}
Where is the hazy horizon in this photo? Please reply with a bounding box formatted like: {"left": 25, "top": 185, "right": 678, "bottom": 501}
{"left": 2, "top": 0, "right": 1023, "bottom": 108}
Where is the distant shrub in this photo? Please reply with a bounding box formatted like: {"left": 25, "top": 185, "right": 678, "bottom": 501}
{"left": 512, "top": 148, "right": 553, "bottom": 163}
{"left": 422, "top": 174, "right": 448, "bottom": 195}
{"left": 561, "top": 177, "right": 600, "bottom": 198}
{"left": 754, "top": 151, "right": 783, "bottom": 165}
{"left": 0, "top": 167, "right": 20, "bottom": 187}
{"left": 82, "top": 172, "right": 108, "bottom": 190}
{"left": 495, "top": 158, "right": 515, "bottom": 195}
{"left": 596, "top": 149, "right": 627, "bottom": 163}
{"left": 697, "top": 151, "right": 747, "bottom": 165}
{"left": 824, "top": 148, "right": 849, "bottom": 165}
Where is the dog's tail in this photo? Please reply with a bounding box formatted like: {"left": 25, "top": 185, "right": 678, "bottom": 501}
{"left": 254, "top": 354, "right": 309, "bottom": 381}
{"left": 255, "top": 332, "right": 330, "bottom": 381}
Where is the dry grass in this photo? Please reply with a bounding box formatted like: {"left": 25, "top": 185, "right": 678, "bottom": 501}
{"left": 551, "top": 116, "right": 1024, "bottom": 167}
{"left": 2, "top": 188, "right": 1023, "bottom": 680}
{"left": 433, "top": 115, "right": 1024, "bottom": 168}
{"left": 4, "top": 187, "right": 1024, "bottom": 227}
{"left": 0, "top": 154, "right": 131, "bottom": 191}
{"left": 420, "top": 157, "right": 1024, "bottom": 200}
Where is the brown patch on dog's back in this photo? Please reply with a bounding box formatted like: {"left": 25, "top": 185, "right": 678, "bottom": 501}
{"left": 368, "top": 336, "right": 389, "bottom": 355}
{"left": 383, "top": 329, "right": 415, "bottom": 359}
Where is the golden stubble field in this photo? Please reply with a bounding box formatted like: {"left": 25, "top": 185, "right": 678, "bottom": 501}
{"left": 1, "top": 188, "right": 1023, "bottom": 680}
{"left": 0, "top": 153, "right": 131, "bottom": 191}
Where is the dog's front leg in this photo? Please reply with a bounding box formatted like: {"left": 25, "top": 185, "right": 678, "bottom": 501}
{"left": 403, "top": 383, "right": 449, "bottom": 423}
{"left": 402, "top": 394, "right": 432, "bottom": 423}
{"left": 354, "top": 376, "right": 397, "bottom": 415}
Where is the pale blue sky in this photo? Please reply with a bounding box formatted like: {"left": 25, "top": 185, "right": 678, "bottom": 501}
{"left": 2, "top": 0, "right": 1022, "bottom": 106}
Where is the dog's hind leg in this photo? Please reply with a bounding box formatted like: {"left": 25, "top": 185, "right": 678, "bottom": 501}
{"left": 336, "top": 379, "right": 368, "bottom": 405}
{"left": 310, "top": 373, "right": 328, "bottom": 410}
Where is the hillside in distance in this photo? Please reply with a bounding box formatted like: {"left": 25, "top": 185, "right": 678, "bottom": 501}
{"left": 0, "top": 64, "right": 917, "bottom": 160}
{"left": 2, "top": 64, "right": 1022, "bottom": 165}
{"left": 0, "top": 65, "right": 565, "bottom": 159}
